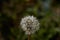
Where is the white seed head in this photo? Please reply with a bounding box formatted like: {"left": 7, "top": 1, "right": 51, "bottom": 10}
{"left": 20, "top": 16, "right": 40, "bottom": 35}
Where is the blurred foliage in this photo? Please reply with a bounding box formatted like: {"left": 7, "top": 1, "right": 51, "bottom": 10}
{"left": 0, "top": 0, "right": 60, "bottom": 40}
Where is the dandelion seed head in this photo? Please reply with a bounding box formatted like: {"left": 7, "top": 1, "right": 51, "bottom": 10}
{"left": 20, "top": 16, "right": 40, "bottom": 35}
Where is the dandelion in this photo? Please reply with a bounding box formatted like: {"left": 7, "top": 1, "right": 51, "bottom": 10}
{"left": 20, "top": 15, "right": 40, "bottom": 40}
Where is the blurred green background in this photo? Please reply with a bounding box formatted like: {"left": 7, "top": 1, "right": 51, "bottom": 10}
{"left": 0, "top": 0, "right": 60, "bottom": 40}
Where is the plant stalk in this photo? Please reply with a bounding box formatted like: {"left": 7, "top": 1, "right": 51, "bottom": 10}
{"left": 28, "top": 35, "right": 31, "bottom": 40}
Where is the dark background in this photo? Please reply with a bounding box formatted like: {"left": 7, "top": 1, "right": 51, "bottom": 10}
{"left": 0, "top": 0, "right": 60, "bottom": 40}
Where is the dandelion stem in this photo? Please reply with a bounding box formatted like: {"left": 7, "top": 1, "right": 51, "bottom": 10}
{"left": 28, "top": 35, "right": 31, "bottom": 40}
